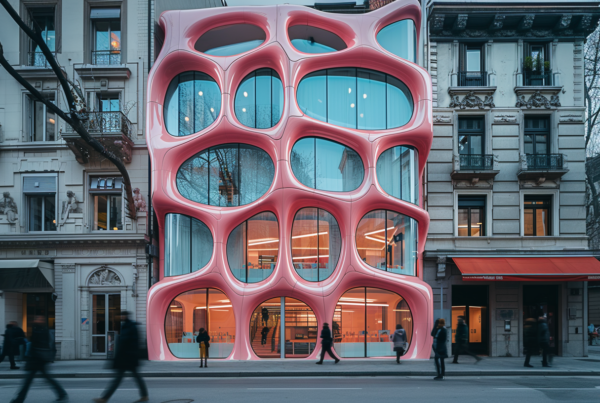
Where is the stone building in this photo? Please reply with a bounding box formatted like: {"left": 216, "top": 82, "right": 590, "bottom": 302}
{"left": 0, "top": 0, "right": 150, "bottom": 359}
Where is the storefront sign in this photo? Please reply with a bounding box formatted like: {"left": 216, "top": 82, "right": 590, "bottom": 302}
{"left": 463, "top": 275, "right": 600, "bottom": 282}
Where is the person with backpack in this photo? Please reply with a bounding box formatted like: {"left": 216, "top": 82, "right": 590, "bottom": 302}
{"left": 197, "top": 328, "right": 210, "bottom": 368}
{"left": 391, "top": 324, "right": 407, "bottom": 364}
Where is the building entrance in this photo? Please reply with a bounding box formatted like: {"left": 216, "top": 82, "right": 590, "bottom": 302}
{"left": 91, "top": 293, "right": 121, "bottom": 354}
{"left": 523, "top": 285, "right": 559, "bottom": 354}
{"left": 451, "top": 285, "right": 489, "bottom": 355}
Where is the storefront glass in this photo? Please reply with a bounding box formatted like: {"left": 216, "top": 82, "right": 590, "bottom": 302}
{"left": 91, "top": 293, "right": 120, "bottom": 354}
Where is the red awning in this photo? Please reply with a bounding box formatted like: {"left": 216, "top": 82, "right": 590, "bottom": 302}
{"left": 453, "top": 257, "right": 600, "bottom": 281}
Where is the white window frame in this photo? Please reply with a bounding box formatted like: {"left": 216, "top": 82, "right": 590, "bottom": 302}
{"left": 519, "top": 189, "right": 559, "bottom": 237}
{"left": 453, "top": 189, "right": 493, "bottom": 237}
{"left": 22, "top": 173, "right": 58, "bottom": 233}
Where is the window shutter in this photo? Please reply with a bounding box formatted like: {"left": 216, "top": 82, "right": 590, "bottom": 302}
{"left": 23, "top": 176, "right": 56, "bottom": 194}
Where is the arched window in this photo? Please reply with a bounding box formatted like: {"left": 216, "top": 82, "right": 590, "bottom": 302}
{"left": 234, "top": 69, "right": 284, "bottom": 129}
{"left": 290, "top": 137, "right": 364, "bottom": 192}
{"left": 288, "top": 25, "right": 347, "bottom": 54}
{"left": 376, "top": 20, "right": 417, "bottom": 62}
{"left": 356, "top": 210, "right": 418, "bottom": 276}
{"left": 227, "top": 211, "right": 279, "bottom": 283}
{"left": 164, "top": 214, "right": 213, "bottom": 277}
{"left": 376, "top": 146, "right": 419, "bottom": 204}
{"left": 195, "top": 24, "right": 266, "bottom": 56}
{"left": 296, "top": 68, "right": 413, "bottom": 130}
{"left": 177, "top": 144, "right": 274, "bottom": 207}
{"left": 164, "top": 72, "right": 221, "bottom": 136}
{"left": 291, "top": 208, "right": 341, "bottom": 282}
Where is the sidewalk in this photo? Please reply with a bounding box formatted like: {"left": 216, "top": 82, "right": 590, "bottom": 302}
{"left": 1, "top": 352, "right": 600, "bottom": 379}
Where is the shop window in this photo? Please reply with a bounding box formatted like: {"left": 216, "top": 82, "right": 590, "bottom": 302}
{"left": 91, "top": 8, "right": 121, "bottom": 65}
{"left": 165, "top": 288, "right": 235, "bottom": 359}
{"left": 26, "top": 93, "right": 56, "bottom": 142}
{"left": 356, "top": 210, "right": 418, "bottom": 276}
{"left": 334, "top": 287, "right": 413, "bottom": 358}
{"left": 524, "top": 195, "right": 551, "bottom": 236}
{"left": 195, "top": 24, "right": 266, "bottom": 56}
{"left": 291, "top": 207, "right": 341, "bottom": 282}
{"left": 376, "top": 145, "right": 419, "bottom": 204}
{"left": 90, "top": 177, "right": 123, "bottom": 231}
{"left": 227, "top": 211, "right": 279, "bottom": 283}
{"left": 28, "top": 8, "right": 56, "bottom": 67}
{"left": 457, "top": 196, "right": 485, "bottom": 237}
{"left": 23, "top": 175, "right": 57, "bottom": 232}
{"left": 164, "top": 214, "right": 213, "bottom": 277}
{"left": 91, "top": 293, "right": 120, "bottom": 354}
{"left": 288, "top": 25, "right": 347, "bottom": 54}
{"left": 234, "top": 68, "right": 284, "bottom": 129}
{"left": 164, "top": 71, "right": 221, "bottom": 137}
{"left": 296, "top": 68, "right": 413, "bottom": 130}
{"left": 376, "top": 19, "right": 416, "bottom": 62}
{"left": 290, "top": 137, "right": 364, "bottom": 192}
{"left": 177, "top": 143, "right": 274, "bottom": 207}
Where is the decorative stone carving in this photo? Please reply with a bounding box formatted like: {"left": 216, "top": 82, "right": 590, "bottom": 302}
{"left": 519, "top": 15, "right": 535, "bottom": 30}
{"left": 449, "top": 91, "right": 495, "bottom": 109}
{"left": 454, "top": 14, "right": 468, "bottom": 31}
{"left": 555, "top": 14, "right": 573, "bottom": 30}
{"left": 133, "top": 188, "right": 147, "bottom": 212}
{"left": 515, "top": 91, "right": 560, "bottom": 109}
{"left": 559, "top": 114, "right": 584, "bottom": 123}
{"left": 89, "top": 266, "right": 122, "bottom": 286}
{"left": 491, "top": 15, "right": 505, "bottom": 30}
{"left": 0, "top": 192, "right": 18, "bottom": 224}
{"left": 433, "top": 114, "right": 452, "bottom": 124}
{"left": 579, "top": 15, "right": 592, "bottom": 31}
{"left": 432, "top": 14, "right": 445, "bottom": 33}
{"left": 60, "top": 191, "right": 79, "bottom": 225}
{"left": 494, "top": 114, "right": 517, "bottom": 124}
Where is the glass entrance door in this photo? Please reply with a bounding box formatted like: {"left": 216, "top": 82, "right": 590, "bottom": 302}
{"left": 451, "top": 285, "right": 489, "bottom": 355}
{"left": 92, "top": 293, "right": 121, "bottom": 354}
{"left": 523, "top": 285, "right": 559, "bottom": 354}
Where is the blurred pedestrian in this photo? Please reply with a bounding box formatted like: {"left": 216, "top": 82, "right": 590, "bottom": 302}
{"left": 391, "top": 324, "right": 407, "bottom": 364}
{"left": 196, "top": 328, "right": 210, "bottom": 368}
{"left": 261, "top": 326, "right": 269, "bottom": 345}
{"left": 316, "top": 323, "right": 340, "bottom": 364}
{"left": 452, "top": 316, "right": 481, "bottom": 364}
{"left": 1, "top": 321, "right": 25, "bottom": 370}
{"left": 432, "top": 318, "right": 448, "bottom": 380}
{"left": 523, "top": 318, "right": 538, "bottom": 368}
{"left": 94, "top": 311, "right": 148, "bottom": 403}
{"left": 261, "top": 307, "right": 269, "bottom": 326}
{"left": 588, "top": 323, "right": 596, "bottom": 346}
{"left": 10, "top": 316, "right": 67, "bottom": 403}
{"left": 538, "top": 316, "right": 552, "bottom": 367}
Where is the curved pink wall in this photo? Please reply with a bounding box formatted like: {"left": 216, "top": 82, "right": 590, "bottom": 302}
{"left": 146, "top": 0, "right": 433, "bottom": 361}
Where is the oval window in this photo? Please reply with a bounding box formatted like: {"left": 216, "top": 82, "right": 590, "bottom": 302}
{"left": 177, "top": 143, "right": 274, "bottom": 207}
{"left": 227, "top": 211, "right": 279, "bottom": 283}
{"left": 195, "top": 24, "right": 266, "bottom": 56}
{"left": 291, "top": 207, "right": 341, "bottom": 282}
{"left": 164, "top": 72, "right": 221, "bottom": 137}
{"left": 288, "top": 25, "right": 347, "bottom": 54}
{"left": 296, "top": 68, "right": 413, "bottom": 130}
{"left": 376, "top": 20, "right": 417, "bottom": 62}
{"left": 376, "top": 146, "right": 419, "bottom": 204}
{"left": 164, "top": 214, "right": 213, "bottom": 276}
{"left": 290, "top": 137, "right": 364, "bottom": 192}
{"left": 234, "top": 69, "right": 284, "bottom": 129}
{"left": 356, "top": 210, "right": 418, "bottom": 276}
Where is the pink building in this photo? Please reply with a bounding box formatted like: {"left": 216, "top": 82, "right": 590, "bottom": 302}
{"left": 146, "top": 0, "right": 433, "bottom": 361}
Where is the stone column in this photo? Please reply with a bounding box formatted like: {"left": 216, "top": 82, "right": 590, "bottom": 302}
{"left": 55, "top": 264, "right": 76, "bottom": 360}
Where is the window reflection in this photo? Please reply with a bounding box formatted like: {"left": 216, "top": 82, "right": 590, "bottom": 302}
{"left": 227, "top": 212, "right": 279, "bottom": 283}
{"left": 356, "top": 210, "right": 417, "bottom": 276}
{"left": 234, "top": 69, "right": 283, "bottom": 129}
{"left": 376, "top": 146, "right": 419, "bottom": 204}
{"left": 376, "top": 19, "right": 417, "bottom": 62}
{"left": 164, "top": 214, "right": 213, "bottom": 277}
{"left": 288, "top": 25, "right": 347, "bottom": 54}
{"left": 195, "top": 24, "right": 266, "bottom": 56}
{"left": 177, "top": 144, "right": 274, "bottom": 207}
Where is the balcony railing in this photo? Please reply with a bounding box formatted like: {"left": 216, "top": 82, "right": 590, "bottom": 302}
{"left": 92, "top": 50, "right": 122, "bottom": 66}
{"left": 460, "top": 154, "right": 494, "bottom": 170}
{"left": 524, "top": 70, "right": 553, "bottom": 86}
{"left": 28, "top": 51, "right": 56, "bottom": 67}
{"left": 83, "top": 111, "right": 132, "bottom": 139}
{"left": 525, "top": 153, "right": 564, "bottom": 170}
{"left": 458, "top": 71, "right": 488, "bottom": 87}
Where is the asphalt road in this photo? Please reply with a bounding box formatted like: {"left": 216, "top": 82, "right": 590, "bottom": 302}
{"left": 1, "top": 376, "right": 599, "bottom": 403}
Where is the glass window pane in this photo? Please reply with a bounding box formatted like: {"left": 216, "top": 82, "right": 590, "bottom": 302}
{"left": 290, "top": 137, "right": 315, "bottom": 189}
{"left": 291, "top": 208, "right": 319, "bottom": 282}
{"left": 34, "top": 100, "right": 44, "bottom": 142}
{"left": 336, "top": 288, "right": 366, "bottom": 358}
{"left": 44, "top": 195, "right": 56, "bottom": 231}
{"left": 164, "top": 214, "right": 191, "bottom": 276}
{"left": 204, "top": 40, "right": 264, "bottom": 56}
{"left": 458, "top": 135, "right": 469, "bottom": 155}
{"left": 377, "top": 146, "right": 418, "bottom": 204}
{"left": 536, "top": 135, "right": 548, "bottom": 155}
{"left": 470, "top": 135, "right": 482, "bottom": 155}
{"left": 165, "top": 301, "right": 183, "bottom": 345}
{"left": 366, "top": 288, "right": 398, "bottom": 357}
{"left": 376, "top": 19, "right": 416, "bottom": 62}
{"left": 177, "top": 150, "right": 209, "bottom": 205}
{"left": 109, "top": 195, "right": 122, "bottom": 230}
{"left": 250, "top": 297, "right": 280, "bottom": 358}
{"left": 92, "top": 294, "right": 106, "bottom": 335}
{"left": 284, "top": 297, "right": 318, "bottom": 358}
{"left": 357, "top": 70, "right": 386, "bottom": 130}
{"left": 239, "top": 145, "right": 275, "bottom": 206}
{"left": 386, "top": 75, "right": 412, "bottom": 129}
{"left": 316, "top": 138, "right": 364, "bottom": 192}
{"left": 227, "top": 221, "right": 247, "bottom": 282}
{"left": 524, "top": 208, "right": 534, "bottom": 236}
{"left": 271, "top": 74, "right": 284, "bottom": 127}
{"left": 247, "top": 212, "right": 278, "bottom": 283}
{"left": 327, "top": 68, "right": 356, "bottom": 129}
{"left": 291, "top": 39, "right": 336, "bottom": 54}
{"left": 191, "top": 218, "right": 213, "bottom": 272}
{"left": 108, "top": 294, "right": 121, "bottom": 332}
{"left": 255, "top": 70, "right": 272, "bottom": 129}
{"left": 524, "top": 134, "right": 533, "bottom": 155}
{"left": 297, "top": 71, "right": 327, "bottom": 122}
{"left": 470, "top": 208, "right": 482, "bottom": 237}
{"left": 387, "top": 212, "right": 417, "bottom": 275}
{"left": 536, "top": 208, "right": 549, "bottom": 236}
{"left": 466, "top": 48, "right": 481, "bottom": 71}
{"left": 109, "top": 21, "right": 121, "bottom": 50}
{"left": 209, "top": 146, "right": 239, "bottom": 207}
{"left": 207, "top": 289, "right": 235, "bottom": 358}
{"left": 178, "top": 72, "right": 195, "bottom": 136}
{"left": 95, "top": 21, "right": 110, "bottom": 51}
{"left": 46, "top": 107, "right": 56, "bottom": 141}
{"left": 235, "top": 72, "right": 256, "bottom": 128}
{"left": 356, "top": 210, "right": 386, "bottom": 269}
{"left": 318, "top": 209, "right": 341, "bottom": 281}
{"left": 28, "top": 196, "right": 43, "bottom": 231}
{"left": 95, "top": 195, "right": 108, "bottom": 230}
{"left": 458, "top": 208, "right": 469, "bottom": 236}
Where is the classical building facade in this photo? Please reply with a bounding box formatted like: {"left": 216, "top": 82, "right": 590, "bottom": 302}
{"left": 422, "top": 0, "right": 600, "bottom": 357}
{"left": 0, "top": 0, "right": 150, "bottom": 359}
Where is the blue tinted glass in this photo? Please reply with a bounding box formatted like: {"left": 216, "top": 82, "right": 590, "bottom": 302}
{"left": 234, "top": 69, "right": 283, "bottom": 129}
{"left": 376, "top": 146, "right": 418, "bottom": 204}
{"left": 272, "top": 75, "right": 284, "bottom": 127}
{"left": 376, "top": 19, "right": 417, "bottom": 63}
{"left": 386, "top": 75, "right": 413, "bottom": 128}
{"left": 327, "top": 68, "right": 356, "bottom": 129}
{"left": 256, "top": 72, "right": 272, "bottom": 129}
{"left": 291, "top": 39, "right": 336, "bottom": 54}
{"left": 164, "top": 214, "right": 213, "bottom": 277}
{"left": 290, "top": 137, "right": 315, "bottom": 188}
{"left": 297, "top": 71, "right": 326, "bottom": 121}
{"left": 235, "top": 72, "right": 256, "bottom": 128}
{"left": 357, "top": 70, "right": 386, "bottom": 130}
{"left": 204, "top": 39, "right": 264, "bottom": 56}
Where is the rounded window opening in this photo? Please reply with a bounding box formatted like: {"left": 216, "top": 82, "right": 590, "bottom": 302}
{"left": 164, "top": 72, "right": 221, "bottom": 137}
{"left": 227, "top": 211, "right": 279, "bottom": 283}
{"left": 250, "top": 297, "right": 317, "bottom": 358}
{"left": 297, "top": 68, "right": 413, "bottom": 130}
{"left": 334, "top": 287, "right": 413, "bottom": 358}
{"left": 234, "top": 68, "right": 284, "bottom": 129}
{"left": 376, "top": 20, "right": 417, "bottom": 63}
{"left": 164, "top": 214, "right": 213, "bottom": 277}
{"left": 290, "top": 137, "right": 364, "bottom": 192}
{"left": 177, "top": 143, "right": 274, "bottom": 207}
{"left": 356, "top": 210, "right": 418, "bottom": 276}
{"left": 291, "top": 207, "right": 341, "bottom": 282}
{"left": 195, "top": 24, "right": 266, "bottom": 56}
{"left": 376, "top": 146, "right": 419, "bottom": 204}
{"left": 288, "top": 25, "right": 347, "bottom": 54}
{"left": 165, "top": 288, "right": 235, "bottom": 359}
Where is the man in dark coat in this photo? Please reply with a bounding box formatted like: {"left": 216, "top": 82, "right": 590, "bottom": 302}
{"left": 261, "top": 326, "right": 270, "bottom": 345}
{"left": 316, "top": 323, "right": 340, "bottom": 364}
{"left": 94, "top": 312, "right": 148, "bottom": 403}
{"left": 261, "top": 307, "right": 269, "bottom": 326}
{"left": 452, "top": 316, "right": 481, "bottom": 364}
{"left": 538, "top": 316, "right": 552, "bottom": 367}
{"left": 523, "top": 318, "right": 539, "bottom": 367}
{"left": 433, "top": 318, "right": 448, "bottom": 380}
{"left": 1, "top": 321, "right": 25, "bottom": 369}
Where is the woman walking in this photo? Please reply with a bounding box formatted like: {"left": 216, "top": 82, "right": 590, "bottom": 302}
{"left": 196, "top": 328, "right": 210, "bottom": 368}
{"left": 432, "top": 318, "right": 448, "bottom": 380}
{"left": 391, "top": 324, "right": 407, "bottom": 364}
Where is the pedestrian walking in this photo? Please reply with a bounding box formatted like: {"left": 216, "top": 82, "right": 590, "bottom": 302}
{"left": 197, "top": 328, "right": 210, "bottom": 368}
{"left": 94, "top": 311, "right": 148, "bottom": 403}
{"left": 588, "top": 323, "right": 596, "bottom": 346}
{"left": 452, "top": 316, "right": 481, "bottom": 364}
{"left": 391, "top": 324, "right": 407, "bottom": 364}
{"left": 538, "top": 316, "right": 552, "bottom": 367}
{"left": 316, "top": 322, "right": 340, "bottom": 364}
{"left": 261, "top": 326, "right": 270, "bottom": 345}
{"left": 432, "top": 318, "right": 448, "bottom": 380}
{"left": 261, "top": 307, "right": 269, "bottom": 326}
{"left": 10, "top": 316, "right": 67, "bottom": 403}
{"left": 523, "top": 318, "right": 539, "bottom": 368}
{"left": 1, "top": 321, "right": 25, "bottom": 370}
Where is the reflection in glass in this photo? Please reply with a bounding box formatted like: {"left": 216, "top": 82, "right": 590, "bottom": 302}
{"left": 235, "top": 69, "right": 283, "bottom": 129}
{"left": 292, "top": 208, "right": 341, "bottom": 282}
{"left": 290, "top": 137, "right": 364, "bottom": 192}
{"left": 177, "top": 144, "right": 274, "bottom": 207}
{"left": 195, "top": 24, "right": 266, "bottom": 56}
{"left": 356, "top": 210, "right": 417, "bottom": 276}
{"left": 288, "top": 25, "right": 347, "bottom": 54}
{"left": 376, "top": 146, "right": 419, "bottom": 204}
{"left": 164, "top": 72, "right": 221, "bottom": 137}
{"left": 227, "top": 212, "right": 279, "bottom": 283}
{"left": 376, "top": 19, "right": 416, "bottom": 62}
{"left": 165, "top": 288, "right": 235, "bottom": 358}
{"left": 164, "top": 214, "right": 213, "bottom": 276}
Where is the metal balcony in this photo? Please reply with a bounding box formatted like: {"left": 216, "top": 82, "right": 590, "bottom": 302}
{"left": 460, "top": 154, "right": 494, "bottom": 170}
{"left": 28, "top": 51, "right": 56, "bottom": 68}
{"left": 517, "top": 153, "right": 568, "bottom": 184}
{"left": 524, "top": 70, "right": 553, "bottom": 86}
{"left": 91, "top": 50, "right": 122, "bottom": 65}
{"left": 525, "top": 154, "right": 563, "bottom": 170}
{"left": 458, "top": 71, "right": 488, "bottom": 87}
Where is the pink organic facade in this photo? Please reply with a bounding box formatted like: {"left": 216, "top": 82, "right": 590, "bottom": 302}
{"left": 146, "top": 0, "right": 433, "bottom": 361}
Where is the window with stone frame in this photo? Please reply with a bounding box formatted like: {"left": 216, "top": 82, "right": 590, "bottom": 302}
{"left": 90, "top": 7, "right": 121, "bottom": 65}
{"left": 26, "top": 92, "right": 56, "bottom": 142}
{"left": 23, "top": 175, "right": 57, "bottom": 232}
{"left": 457, "top": 196, "right": 485, "bottom": 237}
{"left": 524, "top": 195, "right": 551, "bottom": 236}
{"left": 90, "top": 177, "right": 123, "bottom": 231}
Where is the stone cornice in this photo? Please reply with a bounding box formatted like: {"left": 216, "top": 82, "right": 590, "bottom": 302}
{"left": 0, "top": 233, "right": 145, "bottom": 248}
{"left": 74, "top": 65, "right": 131, "bottom": 80}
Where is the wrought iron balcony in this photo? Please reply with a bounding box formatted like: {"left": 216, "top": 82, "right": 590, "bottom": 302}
{"left": 525, "top": 153, "right": 563, "bottom": 170}
{"left": 92, "top": 50, "right": 122, "bottom": 65}
{"left": 524, "top": 70, "right": 553, "bottom": 86}
{"left": 460, "top": 154, "right": 494, "bottom": 170}
{"left": 28, "top": 51, "right": 56, "bottom": 67}
{"left": 458, "top": 71, "right": 488, "bottom": 87}
{"left": 517, "top": 153, "right": 568, "bottom": 184}
{"left": 84, "top": 111, "right": 132, "bottom": 138}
